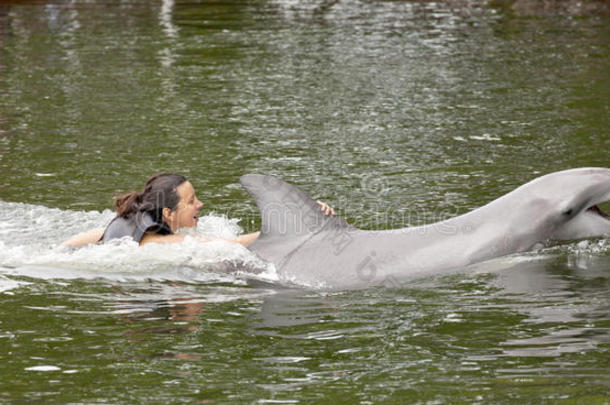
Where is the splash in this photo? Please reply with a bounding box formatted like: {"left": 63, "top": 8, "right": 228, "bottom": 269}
{"left": 0, "top": 201, "right": 277, "bottom": 285}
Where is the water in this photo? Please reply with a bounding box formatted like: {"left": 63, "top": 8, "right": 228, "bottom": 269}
{"left": 1, "top": 0, "right": 609, "bottom": 402}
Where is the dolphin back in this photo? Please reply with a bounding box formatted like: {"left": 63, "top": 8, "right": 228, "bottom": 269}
{"left": 240, "top": 174, "right": 354, "bottom": 268}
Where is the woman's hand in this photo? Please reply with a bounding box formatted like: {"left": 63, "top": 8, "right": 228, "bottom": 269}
{"left": 316, "top": 200, "right": 335, "bottom": 216}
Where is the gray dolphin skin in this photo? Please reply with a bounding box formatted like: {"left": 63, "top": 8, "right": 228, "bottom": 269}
{"left": 240, "top": 168, "right": 610, "bottom": 289}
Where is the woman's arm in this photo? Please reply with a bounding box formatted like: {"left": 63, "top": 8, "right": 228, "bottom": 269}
{"left": 65, "top": 202, "right": 333, "bottom": 247}
{"left": 61, "top": 228, "right": 254, "bottom": 247}
{"left": 230, "top": 231, "right": 260, "bottom": 247}
{"left": 60, "top": 228, "right": 105, "bottom": 247}
{"left": 140, "top": 233, "right": 188, "bottom": 245}
{"left": 141, "top": 232, "right": 260, "bottom": 247}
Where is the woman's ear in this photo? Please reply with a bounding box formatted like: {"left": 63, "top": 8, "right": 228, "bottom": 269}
{"left": 162, "top": 207, "right": 173, "bottom": 224}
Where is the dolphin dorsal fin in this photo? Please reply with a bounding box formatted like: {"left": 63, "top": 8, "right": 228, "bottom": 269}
{"left": 240, "top": 174, "right": 352, "bottom": 239}
{"left": 239, "top": 175, "right": 354, "bottom": 266}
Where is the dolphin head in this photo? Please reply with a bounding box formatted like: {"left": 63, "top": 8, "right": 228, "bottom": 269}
{"left": 525, "top": 168, "right": 610, "bottom": 242}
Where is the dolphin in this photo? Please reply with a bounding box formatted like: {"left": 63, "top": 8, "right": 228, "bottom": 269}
{"left": 240, "top": 168, "right": 610, "bottom": 289}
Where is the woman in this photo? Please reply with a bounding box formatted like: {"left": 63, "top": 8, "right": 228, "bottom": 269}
{"left": 61, "top": 173, "right": 334, "bottom": 247}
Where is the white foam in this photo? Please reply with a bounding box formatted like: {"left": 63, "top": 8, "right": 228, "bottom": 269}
{"left": 0, "top": 201, "right": 277, "bottom": 284}
{"left": 25, "top": 365, "right": 61, "bottom": 372}
{"left": 466, "top": 237, "right": 610, "bottom": 277}
{"left": 0, "top": 273, "right": 31, "bottom": 293}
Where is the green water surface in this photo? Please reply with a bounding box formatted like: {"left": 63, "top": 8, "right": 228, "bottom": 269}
{"left": 0, "top": 0, "right": 609, "bottom": 403}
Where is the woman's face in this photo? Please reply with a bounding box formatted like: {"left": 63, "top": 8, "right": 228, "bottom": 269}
{"left": 163, "top": 181, "right": 204, "bottom": 232}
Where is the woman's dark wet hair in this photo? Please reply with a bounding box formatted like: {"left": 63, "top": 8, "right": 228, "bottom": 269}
{"left": 114, "top": 173, "right": 187, "bottom": 224}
